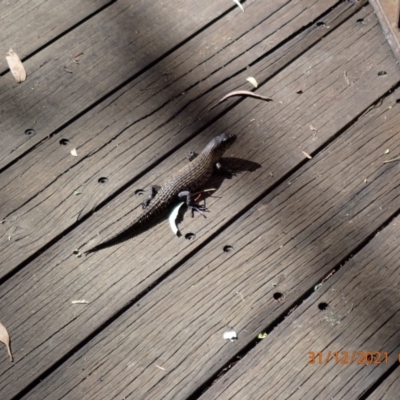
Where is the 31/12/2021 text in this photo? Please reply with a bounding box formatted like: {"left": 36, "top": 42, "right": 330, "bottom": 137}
{"left": 308, "top": 351, "right": 396, "bottom": 365}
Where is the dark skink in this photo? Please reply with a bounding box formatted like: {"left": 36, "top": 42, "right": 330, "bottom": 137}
{"left": 84, "top": 132, "right": 237, "bottom": 254}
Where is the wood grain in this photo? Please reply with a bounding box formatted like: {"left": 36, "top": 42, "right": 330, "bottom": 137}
{"left": 0, "top": 0, "right": 235, "bottom": 168}
{"left": 21, "top": 66, "right": 400, "bottom": 400}
{"left": 198, "top": 221, "right": 400, "bottom": 399}
{"left": 368, "top": 368, "right": 400, "bottom": 400}
{"left": 0, "top": 0, "right": 112, "bottom": 74}
{"left": 0, "top": 9, "right": 398, "bottom": 398}
{"left": 0, "top": 1, "right": 383, "bottom": 278}
{"left": 0, "top": 0, "right": 299, "bottom": 170}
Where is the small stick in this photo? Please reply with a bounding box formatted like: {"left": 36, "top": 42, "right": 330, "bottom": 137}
{"left": 383, "top": 156, "right": 400, "bottom": 164}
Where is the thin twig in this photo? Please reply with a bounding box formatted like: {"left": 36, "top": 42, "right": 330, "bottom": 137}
{"left": 383, "top": 156, "right": 400, "bottom": 164}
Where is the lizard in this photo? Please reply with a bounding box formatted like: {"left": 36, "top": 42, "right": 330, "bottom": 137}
{"left": 84, "top": 132, "right": 237, "bottom": 254}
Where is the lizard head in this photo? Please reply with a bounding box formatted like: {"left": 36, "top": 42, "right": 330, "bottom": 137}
{"left": 212, "top": 132, "right": 237, "bottom": 154}
{"left": 202, "top": 133, "right": 236, "bottom": 161}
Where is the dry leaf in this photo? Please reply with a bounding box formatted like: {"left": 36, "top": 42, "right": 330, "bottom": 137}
{"left": 210, "top": 90, "right": 272, "bottom": 110}
{"left": 246, "top": 77, "right": 258, "bottom": 88}
{"left": 169, "top": 202, "right": 185, "bottom": 236}
{"left": 70, "top": 148, "right": 78, "bottom": 157}
{"left": 0, "top": 322, "right": 13, "bottom": 362}
{"left": 6, "top": 48, "right": 26, "bottom": 83}
{"left": 233, "top": 0, "right": 244, "bottom": 12}
{"left": 302, "top": 150, "right": 312, "bottom": 159}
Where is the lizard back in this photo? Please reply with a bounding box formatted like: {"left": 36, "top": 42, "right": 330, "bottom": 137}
{"left": 84, "top": 133, "right": 236, "bottom": 254}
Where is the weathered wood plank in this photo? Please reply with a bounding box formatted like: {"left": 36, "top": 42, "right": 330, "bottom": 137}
{"left": 369, "top": 369, "right": 400, "bottom": 400}
{"left": 0, "top": 0, "right": 112, "bottom": 75}
{"left": 0, "top": 8, "right": 398, "bottom": 398}
{"left": 0, "top": 1, "right": 381, "bottom": 277}
{"left": 198, "top": 220, "right": 400, "bottom": 400}
{"left": 0, "top": 0, "right": 290, "bottom": 170}
{"left": 20, "top": 61, "right": 400, "bottom": 400}
{"left": 0, "top": 0, "right": 239, "bottom": 169}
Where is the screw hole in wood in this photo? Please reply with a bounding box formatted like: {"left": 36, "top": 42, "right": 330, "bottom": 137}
{"left": 98, "top": 177, "right": 108, "bottom": 184}
{"left": 59, "top": 138, "right": 70, "bottom": 146}
{"left": 273, "top": 292, "right": 283, "bottom": 301}
{"left": 185, "top": 233, "right": 196, "bottom": 241}
{"left": 223, "top": 245, "right": 234, "bottom": 253}
{"left": 378, "top": 71, "right": 387, "bottom": 76}
{"left": 318, "top": 302, "right": 329, "bottom": 311}
{"left": 25, "top": 129, "right": 36, "bottom": 136}
{"left": 135, "top": 189, "right": 145, "bottom": 196}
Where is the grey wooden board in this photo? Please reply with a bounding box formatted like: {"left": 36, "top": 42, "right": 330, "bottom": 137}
{"left": 21, "top": 62, "right": 400, "bottom": 400}
{"left": 0, "top": 1, "right": 381, "bottom": 278}
{"left": 198, "top": 220, "right": 400, "bottom": 400}
{"left": 0, "top": 9, "right": 398, "bottom": 398}
{"left": 368, "top": 368, "right": 400, "bottom": 400}
{"left": 0, "top": 0, "right": 241, "bottom": 169}
{"left": 0, "top": 0, "right": 112, "bottom": 75}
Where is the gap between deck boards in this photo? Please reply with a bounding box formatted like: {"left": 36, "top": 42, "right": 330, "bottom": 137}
{"left": 0, "top": 0, "right": 368, "bottom": 279}
{"left": 0, "top": 3, "right": 395, "bottom": 400}
{"left": 196, "top": 191, "right": 400, "bottom": 399}
{"left": 0, "top": 0, "right": 115, "bottom": 75}
{"left": 0, "top": 0, "right": 251, "bottom": 170}
{"left": 21, "top": 57, "right": 400, "bottom": 400}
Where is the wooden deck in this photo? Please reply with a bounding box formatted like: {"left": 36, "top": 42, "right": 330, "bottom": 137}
{"left": 1, "top": 0, "right": 400, "bottom": 399}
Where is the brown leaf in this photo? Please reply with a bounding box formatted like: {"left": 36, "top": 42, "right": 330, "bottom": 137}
{"left": 5, "top": 49, "right": 26, "bottom": 83}
{"left": 210, "top": 90, "right": 272, "bottom": 110}
{"left": 0, "top": 322, "right": 13, "bottom": 362}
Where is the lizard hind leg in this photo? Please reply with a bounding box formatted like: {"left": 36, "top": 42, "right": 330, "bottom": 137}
{"left": 142, "top": 185, "right": 160, "bottom": 209}
{"left": 178, "top": 190, "right": 207, "bottom": 218}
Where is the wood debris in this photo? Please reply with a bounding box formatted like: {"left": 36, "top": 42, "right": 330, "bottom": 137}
{"left": 246, "top": 77, "right": 258, "bottom": 88}
{"left": 383, "top": 156, "right": 400, "bottom": 164}
{"left": 309, "top": 124, "right": 317, "bottom": 131}
{"left": 223, "top": 329, "right": 238, "bottom": 341}
{"left": 0, "top": 322, "right": 13, "bottom": 362}
{"left": 210, "top": 90, "right": 272, "bottom": 110}
{"left": 6, "top": 48, "right": 26, "bottom": 82}
{"left": 233, "top": 0, "right": 244, "bottom": 12}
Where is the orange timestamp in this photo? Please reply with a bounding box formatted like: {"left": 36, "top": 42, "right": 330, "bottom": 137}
{"left": 308, "top": 351, "right": 391, "bottom": 365}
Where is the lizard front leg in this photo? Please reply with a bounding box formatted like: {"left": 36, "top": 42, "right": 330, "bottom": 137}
{"left": 215, "top": 162, "right": 236, "bottom": 177}
{"left": 142, "top": 185, "right": 159, "bottom": 209}
{"left": 187, "top": 151, "right": 198, "bottom": 161}
{"left": 178, "top": 190, "right": 207, "bottom": 218}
